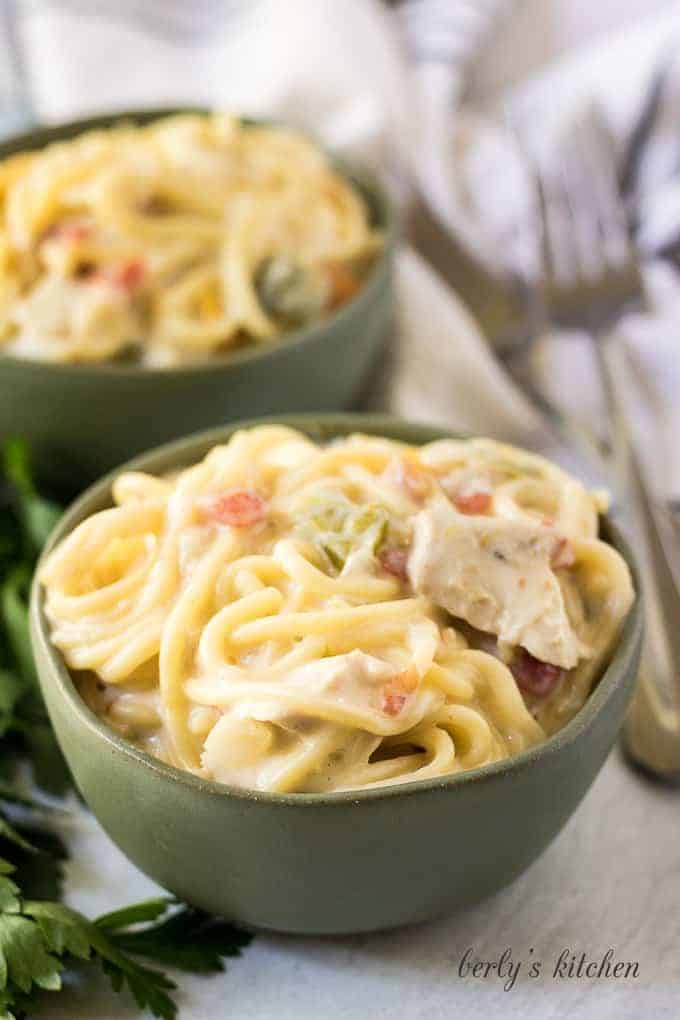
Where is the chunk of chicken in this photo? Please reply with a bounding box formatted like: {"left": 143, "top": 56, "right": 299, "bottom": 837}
{"left": 407, "top": 499, "right": 589, "bottom": 669}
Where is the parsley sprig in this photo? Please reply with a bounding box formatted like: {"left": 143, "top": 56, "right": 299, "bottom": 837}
{"left": 0, "top": 441, "right": 252, "bottom": 1017}
{"left": 0, "top": 440, "right": 69, "bottom": 795}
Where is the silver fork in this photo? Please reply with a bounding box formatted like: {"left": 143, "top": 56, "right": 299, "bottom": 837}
{"left": 515, "top": 105, "right": 680, "bottom": 782}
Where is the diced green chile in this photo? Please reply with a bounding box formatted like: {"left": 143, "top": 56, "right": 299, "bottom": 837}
{"left": 254, "top": 256, "right": 325, "bottom": 326}
{"left": 296, "top": 495, "right": 391, "bottom": 572}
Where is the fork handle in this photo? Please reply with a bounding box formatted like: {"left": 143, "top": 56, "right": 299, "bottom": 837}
{"left": 596, "top": 337, "right": 680, "bottom": 780}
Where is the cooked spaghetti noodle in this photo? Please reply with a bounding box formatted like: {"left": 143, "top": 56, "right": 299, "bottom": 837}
{"left": 39, "top": 427, "right": 634, "bottom": 793}
{"left": 0, "top": 114, "right": 380, "bottom": 365}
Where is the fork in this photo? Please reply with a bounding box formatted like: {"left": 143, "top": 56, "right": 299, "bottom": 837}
{"left": 513, "top": 105, "right": 680, "bottom": 782}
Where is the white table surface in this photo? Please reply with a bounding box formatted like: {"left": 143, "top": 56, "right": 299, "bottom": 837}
{"left": 31, "top": 2, "right": 680, "bottom": 1018}
{"left": 46, "top": 748, "right": 680, "bottom": 1019}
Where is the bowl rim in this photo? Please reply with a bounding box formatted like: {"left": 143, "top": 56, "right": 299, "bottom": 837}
{"left": 30, "top": 412, "right": 643, "bottom": 807}
{"left": 0, "top": 108, "right": 397, "bottom": 379}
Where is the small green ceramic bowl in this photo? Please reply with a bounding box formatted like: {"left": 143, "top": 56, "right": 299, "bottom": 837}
{"left": 30, "top": 415, "right": 642, "bottom": 935}
{"left": 0, "top": 112, "right": 396, "bottom": 498}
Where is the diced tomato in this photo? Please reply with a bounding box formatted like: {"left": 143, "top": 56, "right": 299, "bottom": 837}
{"left": 324, "top": 261, "right": 360, "bottom": 310}
{"left": 379, "top": 546, "right": 409, "bottom": 581}
{"left": 551, "top": 536, "right": 575, "bottom": 569}
{"left": 382, "top": 690, "right": 407, "bottom": 716}
{"left": 106, "top": 257, "right": 146, "bottom": 290}
{"left": 512, "top": 649, "right": 563, "bottom": 698}
{"left": 381, "top": 669, "right": 418, "bottom": 716}
{"left": 199, "top": 490, "right": 267, "bottom": 528}
{"left": 453, "top": 489, "right": 492, "bottom": 515}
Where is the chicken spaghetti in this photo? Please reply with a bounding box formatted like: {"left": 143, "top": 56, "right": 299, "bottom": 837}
{"left": 39, "top": 427, "right": 635, "bottom": 793}
{"left": 0, "top": 114, "right": 380, "bottom": 365}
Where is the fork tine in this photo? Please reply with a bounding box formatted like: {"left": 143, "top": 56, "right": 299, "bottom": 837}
{"left": 527, "top": 154, "right": 553, "bottom": 283}
{"left": 504, "top": 100, "right": 585, "bottom": 294}
{"left": 501, "top": 101, "right": 544, "bottom": 285}
{"left": 572, "top": 107, "right": 632, "bottom": 269}
{"left": 543, "top": 104, "right": 642, "bottom": 315}
{"left": 535, "top": 148, "right": 581, "bottom": 291}
{"left": 507, "top": 99, "right": 641, "bottom": 324}
{"left": 554, "top": 132, "right": 602, "bottom": 285}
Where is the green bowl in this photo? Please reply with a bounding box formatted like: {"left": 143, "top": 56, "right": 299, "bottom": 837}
{"left": 0, "top": 112, "right": 396, "bottom": 498}
{"left": 30, "top": 415, "right": 642, "bottom": 935}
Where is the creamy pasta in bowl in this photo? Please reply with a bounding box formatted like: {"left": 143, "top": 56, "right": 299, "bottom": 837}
{"left": 0, "top": 112, "right": 381, "bottom": 366}
{"left": 30, "top": 417, "right": 642, "bottom": 933}
{"left": 0, "top": 113, "right": 395, "bottom": 493}
{"left": 37, "top": 422, "right": 634, "bottom": 795}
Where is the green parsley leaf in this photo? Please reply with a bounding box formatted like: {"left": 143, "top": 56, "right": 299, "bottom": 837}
{"left": 0, "top": 440, "right": 71, "bottom": 796}
{"left": 0, "top": 675, "right": 23, "bottom": 742}
{"left": 15, "top": 718, "right": 71, "bottom": 798}
{"left": 95, "top": 897, "right": 174, "bottom": 931}
{"left": 0, "top": 910, "right": 63, "bottom": 993}
{"left": 0, "top": 860, "right": 21, "bottom": 914}
{"left": 27, "top": 901, "right": 179, "bottom": 1020}
{"left": 0, "top": 568, "right": 35, "bottom": 688}
{"left": 5, "top": 823, "right": 67, "bottom": 903}
{"left": 2, "top": 440, "right": 62, "bottom": 556}
{"left": 0, "top": 817, "right": 36, "bottom": 856}
{"left": 107, "top": 906, "right": 253, "bottom": 973}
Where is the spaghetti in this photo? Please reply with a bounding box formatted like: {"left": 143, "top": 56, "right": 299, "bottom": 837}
{"left": 0, "top": 114, "right": 380, "bottom": 365}
{"left": 39, "top": 427, "right": 635, "bottom": 793}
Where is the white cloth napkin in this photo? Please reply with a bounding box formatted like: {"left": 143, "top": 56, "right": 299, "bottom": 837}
{"left": 408, "top": 0, "right": 680, "bottom": 499}
{"left": 11, "top": 0, "right": 680, "bottom": 493}
{"left": 19, "top": 1, "right": 413, "bottom": 174}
